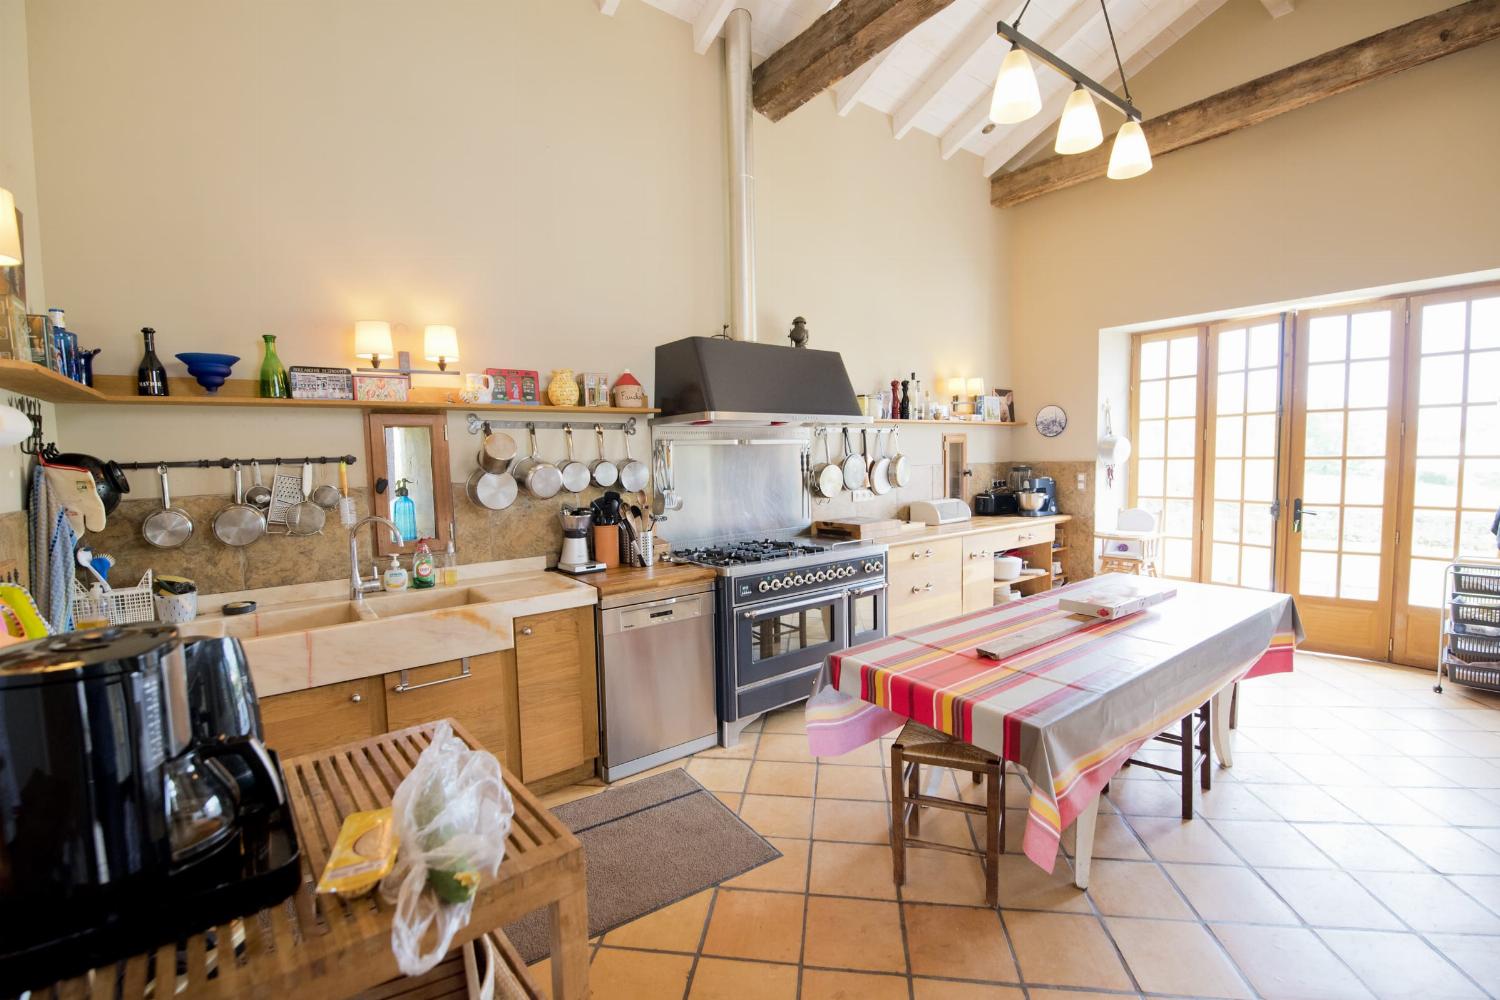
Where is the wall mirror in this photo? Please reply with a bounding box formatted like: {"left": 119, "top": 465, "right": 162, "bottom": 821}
{"left": 365, "top": 412, "right": 453, "bottom": 556}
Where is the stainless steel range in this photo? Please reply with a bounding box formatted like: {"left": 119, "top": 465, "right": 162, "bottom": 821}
{"left": 669, "top": 538, "right": 888, "bottom": 745}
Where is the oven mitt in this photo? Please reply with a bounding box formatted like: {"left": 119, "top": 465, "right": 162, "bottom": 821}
{"left": 43, "top": 462, "right": 107, "bottom": 533}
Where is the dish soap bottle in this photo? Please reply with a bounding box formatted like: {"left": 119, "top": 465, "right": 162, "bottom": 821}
{"left": 259, "top": 334, "right": 289, "bottom": 398}
{"left": 391, "top": 478, "right": 418, "bottom": 542}
{"left": 439, "top": 538, "right": 459, "bottom": 587}
{"left": 411, "top": 539, "right": 436, "bottom": 590}
{"left": 382, "top": 554, "right": 409, "bottom": 592}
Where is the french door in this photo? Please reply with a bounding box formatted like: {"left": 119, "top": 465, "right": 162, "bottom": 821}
{"left": 1283, "top": 301, "right": 1405, "bottom": 660}
{"left": 1129, "top": 328, "right": 1207, "bottom": 580}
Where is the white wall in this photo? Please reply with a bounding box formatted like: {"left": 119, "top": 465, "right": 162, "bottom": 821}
{"left": 27, "top": 0, "right": 1014, "bottom": 499}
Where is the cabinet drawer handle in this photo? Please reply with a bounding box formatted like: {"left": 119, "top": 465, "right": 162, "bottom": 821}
{"left": 350, "top": 693, "right": 362, "bottom": 704}
{"left": 392, "top": 657, "right": 472, "bottom": 694}
{"left": 520, "top": 626, "right": 533, "bottom": 636}
{"left": 911, "top": 583, "right": 933, "bottom": 594}
{"left": 969, "top": 551, "right": 990, "bottom": 560}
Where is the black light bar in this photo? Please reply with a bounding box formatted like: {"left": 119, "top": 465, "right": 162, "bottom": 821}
{"left": 995, "top": 20, "right": 1143, "bottom": 122}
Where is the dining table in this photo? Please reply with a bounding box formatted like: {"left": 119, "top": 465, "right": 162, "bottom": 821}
{"left": 806, "top": 574, "right": 1302, "bottom": 889}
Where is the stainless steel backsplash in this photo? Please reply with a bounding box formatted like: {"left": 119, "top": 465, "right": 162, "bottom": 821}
{"left": 654, "top": 426, "right": 810, "bottom": 546}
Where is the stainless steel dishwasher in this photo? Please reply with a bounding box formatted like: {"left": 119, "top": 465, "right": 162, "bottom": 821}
{"left": 598, "top": 586, "right": 718, "bottom": 782}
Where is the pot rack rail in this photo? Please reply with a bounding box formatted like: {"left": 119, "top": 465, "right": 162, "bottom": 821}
{"left": 113, "top": 455, "right": 358, "bottom": 471}
{"left": 465, "top": 414, "right": 642, "bottom": 435}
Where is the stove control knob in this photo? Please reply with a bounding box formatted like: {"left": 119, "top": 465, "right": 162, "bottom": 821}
{"left": 793, "top": 574, "right": 805, "bottom": 586}
{"left": 844, "top": 566, "right": 857, "bottom": 577}
{"left": 783, "top": 575, "right": 794, "bottom": 589}
{"left": 770, "top": 578, "right": 784, "bottom": 590}
{"left": 758, "top": 580, "right": 770, "bottom": 593}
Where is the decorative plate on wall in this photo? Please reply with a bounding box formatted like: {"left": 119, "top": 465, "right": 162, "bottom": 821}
{"left": 1035, "top": 405, "right": 1068, "bottom": 438}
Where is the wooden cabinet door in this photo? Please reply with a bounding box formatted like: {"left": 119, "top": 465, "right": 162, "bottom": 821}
{"left": 887, "top": 538, "right": 963, "bottom": 632}
{"left": 962, "top": 531, "right": 1006, "bottom": 613}
{"left": 515, "top": 606, "right": 600, "bottom": 783}
{"left": 383, "top": 651, "right": 521, "bottom": 774}
{"left": 261, "top": 677, "right": 386, "bottom": 758}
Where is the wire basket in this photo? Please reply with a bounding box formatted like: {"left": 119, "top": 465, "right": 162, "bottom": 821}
{"left": 1447, "top": 655, "right": 1500, "bottom": 692}
{"left": 1453, "top": 564, "right": 1500, "bottom": 597}
{"left": 1450, "top": 631, "right": 1500, "bottom": 664}
{"left": 1453, "top": 593, "right": 1500, "bottom": 631}
{"left": 72, "top": 570, "right": 155, "bottom": 626}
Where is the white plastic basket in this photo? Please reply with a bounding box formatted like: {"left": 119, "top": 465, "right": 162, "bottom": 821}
{"left": 73, "top": 570, "right": 155, "bottom": 626}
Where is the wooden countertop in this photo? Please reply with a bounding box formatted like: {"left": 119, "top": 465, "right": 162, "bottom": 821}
{"left": 574, "top": 562, "right": 719, "bottom": 602}
{"left": 878, "top": 514, "right": 1071, "bottom": 547}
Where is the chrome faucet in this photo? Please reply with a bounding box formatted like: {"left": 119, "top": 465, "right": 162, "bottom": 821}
{"left": 350, "top": 516, "right": 404, "bottom": 600}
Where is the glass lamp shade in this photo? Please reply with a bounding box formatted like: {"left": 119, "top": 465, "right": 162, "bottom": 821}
{"left": 1107, "top": 120, "right": 1153, "bottom": 180}
{"left": 423, "top": 325, "right": 460, "bottom": 364}
{"left": 354, "top": 320, "right": 393, "bottom": 360}
{"left": 0, "top": 189, "right": 21, "bottom": 267}
{"left": 989, "top": 48, "right": 1042, "bottom": 125}
{"left": 1055, "top": 86, "right": 1103, "bottom": 154}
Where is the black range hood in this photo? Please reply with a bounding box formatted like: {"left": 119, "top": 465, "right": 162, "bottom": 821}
{"left": 654, "top": 336, "right": 866, "bottom": 426}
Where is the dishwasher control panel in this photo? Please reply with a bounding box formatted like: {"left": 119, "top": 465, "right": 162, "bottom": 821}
{"left": 732, "top": 554, "right": 886, "bottom": 603}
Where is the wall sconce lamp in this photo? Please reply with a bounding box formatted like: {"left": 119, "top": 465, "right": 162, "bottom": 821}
{"left": 423, "top": 325, "right": 459, "bottom": 373}
{"left": 354, "top": 321, "right": 394, "bottom": 369}
{"left": 354, "top": 321, "right": 462, "bottom": 376}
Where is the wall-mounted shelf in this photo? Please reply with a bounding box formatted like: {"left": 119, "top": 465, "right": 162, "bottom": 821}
{"left": 0, "top": 361, "right": 659, "bottom": 417}
{"left": 872, "top": 418, "right": 1028, "bottom": 428}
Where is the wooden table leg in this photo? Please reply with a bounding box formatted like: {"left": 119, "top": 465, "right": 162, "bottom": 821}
{"left": 1072, "top": 795, "right": 1100, "bottom": 890}
{"left": 1211, "top": 687, "right": 1235, "bottom": 768}
{"left": 549, "top": 885, "right": 590, "bottom": 1000}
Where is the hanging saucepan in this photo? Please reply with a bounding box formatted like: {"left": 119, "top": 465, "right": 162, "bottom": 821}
{"left": 143, "top": 465, "right": 193, "bottom": 549}
{"left": 888, "top": 426, "right": 911, "bottom": 487}
{"left": 618, "top": 425, "right": 649, "bottom": 493}
{"left": 513, "top": 425, "right": 562, "bottom": 499}
{"left": 589, "top": 424, "right": 619, "bottom": 488}
{"left": 868, "top": 429, "right": 892, "bottom": 495}
{"left": 466, "top": 464, "right": 517, "bottom": 511}
{"left": 213, "top": 462, "right": 267, "bottom": 547}
{"left": 811, "top": 429, "right": 844, "bottom": 500}
{"left": 559, "top": 426, "right": 591, "bottom": 494}
{"left": 477, "top": 422, "right": 517, "bottom": 475}
{"left": 244, "top": 459, "right": 272, "bottom": 509}
{"left": 50, "top": 451, "right": 130, "bottom": 515}
{"left": 840, "top": 427, "right": 867, "bottom": 491}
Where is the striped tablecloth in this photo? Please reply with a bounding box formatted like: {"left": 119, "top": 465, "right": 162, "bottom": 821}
{"left": 807, "top": 576, "right": 1302, "bottom": 872}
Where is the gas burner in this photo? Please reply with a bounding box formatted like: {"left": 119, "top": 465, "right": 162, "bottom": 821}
{"left": 670, "top": 538, "right": 829, "bottom": 568}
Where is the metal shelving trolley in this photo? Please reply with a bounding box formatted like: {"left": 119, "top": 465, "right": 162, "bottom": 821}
{"left": 1437, "top": 560, "right": 1500, "bottom": 694}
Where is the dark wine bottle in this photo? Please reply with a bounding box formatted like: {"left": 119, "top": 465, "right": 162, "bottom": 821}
{"left": 137, "top": 327, "right": 169, "bottom": 396}
{"left": 899, "top": 379, "right": 911, "bottom": 419}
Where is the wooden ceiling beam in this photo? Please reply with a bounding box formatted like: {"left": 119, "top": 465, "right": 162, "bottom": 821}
{"left": 990, "top": 0, "right": 1500, "bottom": 208}
{"left": 753, "top": 0, "right": 963, "bottom": 122}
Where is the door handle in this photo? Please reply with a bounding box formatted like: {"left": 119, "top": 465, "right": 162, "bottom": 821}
{"left": 1291, "top": 498, "right": 1317, "bottom": 533}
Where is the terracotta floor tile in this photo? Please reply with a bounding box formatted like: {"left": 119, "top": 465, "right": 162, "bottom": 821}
{"left": 687, "top": 957, "right": 799, "bottom": 1000}
{"left": 993, "top": 854, "right": 1092, "bottom": 913}
{"left": 1165, "top": 862, "right": 1299, "bottom": 924}
{"left": 1324, "top": 785, "right": 1443, "bottom": 826}
{"left": 906, "top": 903, "right": 1017, "bottom": 982}
{"left": 1383, "top": 825, "right": 1500, "bottom": 875}
{"left": 1084, "top": 860, "right": 1194, "bottom": 920}
{"left": 1247, "top": 784, "right": 1362, "bottom": 823}
{"left": 813, "top": 798, "right": 890, "bottom": 844}
{"left": 746, "top": 760, "right": 816, "bottom": 797}
{"left": 900, "top": 847, "right": 990, "bottom": 906}
{"left": 587, "top": 948, "right": 694, "bottom": 1000}
{"left": 1194, "top": 782, "right": 1284, "bottom": 821}
{"left": 1352, "top": 871, "right": 1500, "bottom": 933}
{"left": 1105, "top": 916, "right": 1253, "bottom": 998}
{"left": 1318, "top": 929, "right": 1486, "bottom": 999}
{"left": 713, "top": 790, "right": 743, "bottom": 810}
{"left": 1258, "top": 867, "right": 1403, "bottom": 930}
{"left": 802, "top": 896, "right": 907, "bottom": 974}
{"left": 761, "top": 708, "right": 807, "bottom": 735}
{"left": 819, "top": 740, "right": 885, "bottom": 766}
{"left": 685, "top": 757, "right": 752, "bottom": 793}
{"left": 738, "top": 794, "right": 814, "bottom": 839}
{"left": 1211, "top": 923, "right": 1374, "bottom": 1000}
{"left": 1449, "top": 873, "right": 1500, "bottom": 914}
{"left": 604, "top": 889, "right": 713, "bottom": 952}
{"left": 725, "top": 837, "right": 809, "bottom": 892}
{"left": 912, "top": 981, "right": 1026, "bottom": 1000}
{"left": 756, "top": 732, "right": 816, "bottom": 762}
{"left": 809, "top": 840, "right": 899, "bottom": 900}
{"left": 1002, "top": 910, "right": 1130, "bottom": 990}
{"left": 1404, "top": 788, "right": 1500, "bottom": 827}
{"left": 802, "top": 969, "right": 911, "bottom": 1000}
{"left": 1426, "top": 934, "right": 1500, "bottom": 996}
{"left": 817, "top": 764, "right": 889, "bottom": 801}
{"left": 693, "top": 734, "right": 760, "bottom": 760}
{"left": 1207, "top": 818, "right": 1332, "bottom": 868}
{"left": 1292, "top": 823, "right": 1426, "bottom": 872}
{"left": 1027, "top": 992, "right": 1139, "bottom": 1000}
{"left": 1061, "top": 812, "right": 1150, "bottom": 861}
{"left": 1105, "top": 776, "right": 1190, "bottom": 817}
{"left": 1128, "top": 815, "right": 1241, "bottom": 864}
{"left": 701, "top": 889, "right": 806, "bottom": 963}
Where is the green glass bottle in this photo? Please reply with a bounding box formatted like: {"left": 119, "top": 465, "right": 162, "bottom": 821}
{"left": 259, "top": 334, "right": 289, "bottom": 398}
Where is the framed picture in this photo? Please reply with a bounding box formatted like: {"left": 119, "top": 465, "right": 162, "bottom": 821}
{"left": 1035, "top": 404, "right": 1068, "bottom": 438}
{"left": 488, "top": 368, "right": 541, "bottom": 406}
{"left": 992, "top": 389, "right": 1014, "bottom": 423}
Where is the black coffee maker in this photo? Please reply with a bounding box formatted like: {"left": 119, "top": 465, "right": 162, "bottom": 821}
{"left": 0, "top": 626, "right": 301, "bottom": 988}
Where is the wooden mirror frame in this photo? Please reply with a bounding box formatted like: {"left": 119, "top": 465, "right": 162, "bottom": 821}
{"left": 364, "top": 411, "right": 453, "bottom": 557}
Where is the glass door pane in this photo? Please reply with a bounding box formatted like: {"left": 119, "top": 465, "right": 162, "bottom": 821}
{"left": 1284, "top": 302, "right": 1404, "bottom": 660}
{"left": 1131, "top": 329, "right": 1204, "bottom": 579}
{"left": 1205, "top": 317, "right": 1284, "bottom": 590}
{"left": 1393, "top": 286, "right": 1500, "bottom": 666}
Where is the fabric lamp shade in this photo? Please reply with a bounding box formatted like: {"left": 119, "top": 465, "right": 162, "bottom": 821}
{"left": 947, "top": 377, "right": 966, "bottom": 397}
{"left": 423, "top": 325, "right": 460, "bottom": 364}
{"left": 1055, "top": 86, "right": 1103, "bottom": 154}
{"left": 966, "top": 377, "right": 985, "bottom": 397}
{"left": 0, "top": 189, "right": 21, "bottom": 267}
{"left": 354, "top": 321, "right": 393, "bottom": 360}
{"left": 989, "top": 48, "right": 1041, "bottom": 125}
{"left": 1107, "top": 120, "right": 1153, "bottom": 179}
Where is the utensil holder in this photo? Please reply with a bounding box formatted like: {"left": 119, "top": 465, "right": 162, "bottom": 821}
{"left": 636, "top": 529, "right": 655, "bottom": 567}
{"left": 592, "top": 525, "right": 620, "bottom": 568}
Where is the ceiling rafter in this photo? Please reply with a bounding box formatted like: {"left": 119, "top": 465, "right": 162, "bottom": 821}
{"left": 890, "top": 0, "right": 1023, "bottom": 141}
{"left": 694, "top": 0, "right": 738, "bottom": 53}
{"left": 834, "top": 43, "right": 902, "bottom": 115}
{"left": 1259, "top": 0, "right": 1294, "bottom": 17}
{"left": 598, "top": 0, "right": 622, "bottom": 14}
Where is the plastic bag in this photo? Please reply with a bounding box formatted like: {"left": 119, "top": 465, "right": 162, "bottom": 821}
{"left": 384, "top": 721, "right": 514, "bottom": 975}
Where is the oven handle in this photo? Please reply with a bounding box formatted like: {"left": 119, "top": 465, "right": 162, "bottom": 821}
{"left": 848, "top": 582, "right": 886, "bottom": 597}
{"left": 740, "top": 596, "right": 837, "bottom": 620}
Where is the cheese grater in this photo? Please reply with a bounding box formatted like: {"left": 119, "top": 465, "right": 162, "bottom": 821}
{"left": 267, "top": 463, "right": 305, "bottom": 525}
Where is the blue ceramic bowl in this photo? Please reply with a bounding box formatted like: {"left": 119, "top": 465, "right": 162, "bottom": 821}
{"left": 176, "top": 353, "right": 240, "bottom": 393}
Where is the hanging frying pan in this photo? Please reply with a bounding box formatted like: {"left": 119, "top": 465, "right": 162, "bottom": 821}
{"left": 213, "top": 462, "right": 266, "bottom": 547}
{"left": 142, "top": 465, "right": 193, "bottom": 549}
{"left": 840, "top": 427, "right": 866, "bottom": 491}
{"left": 868, "top": 429, "right": 892, "bottom": 495}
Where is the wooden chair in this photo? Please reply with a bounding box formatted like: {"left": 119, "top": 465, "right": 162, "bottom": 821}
{"left": 890, "top": 721, "right": 1005, "bottom": 907}
{"left": 1096, "top": 507, "right": 1162, "bottom": 577}
{"left": 1123, "top": 700, "right": 1212, "bottom": 819}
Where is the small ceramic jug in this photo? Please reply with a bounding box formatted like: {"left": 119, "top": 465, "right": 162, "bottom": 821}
{"left": 547, "top": 369, "right": 579, "bottom": 406}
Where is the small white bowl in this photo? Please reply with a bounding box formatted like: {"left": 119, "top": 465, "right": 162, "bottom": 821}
{"left": 994, "top": 555, "right": 1023, "bottom": 581}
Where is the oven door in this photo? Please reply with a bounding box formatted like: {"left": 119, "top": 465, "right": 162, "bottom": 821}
{"left": 847, "top": 582, "right": 887, "bottom": 648}
{"left": 734, "top": 591, "right": 848, "bottom": 689}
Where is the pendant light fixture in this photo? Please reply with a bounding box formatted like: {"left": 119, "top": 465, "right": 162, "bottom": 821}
{"left": 992, "top": 0, "right": 1153, "bottom": 179}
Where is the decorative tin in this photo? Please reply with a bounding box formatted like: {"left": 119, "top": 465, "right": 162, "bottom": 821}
{"left": 488, "top": 368, "right": 541, "bottom": 405}
{"left": 611, "top": 369, "right": 646, "bottom": 408}
{"left": 353, "top": 372, "right": 411, "bottom": 402}
{"left": 290, "top": 366, "right": 355, "bottom": 401}
{"left": 578, "top": 372, "right": 610, "bottom": 407}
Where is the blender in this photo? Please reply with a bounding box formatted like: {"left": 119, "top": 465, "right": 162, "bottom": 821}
{"left": 557, "top": 508, "right": 606, "bottom": 575}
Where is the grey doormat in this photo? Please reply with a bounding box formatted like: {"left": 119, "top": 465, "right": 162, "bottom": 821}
{"left": 502, "top": 768, "right": 779, "bottom": 963}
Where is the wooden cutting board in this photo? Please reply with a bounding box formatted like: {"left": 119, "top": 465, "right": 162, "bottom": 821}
{"left": 812, "top": 516, "right": 904, "bottom": 540}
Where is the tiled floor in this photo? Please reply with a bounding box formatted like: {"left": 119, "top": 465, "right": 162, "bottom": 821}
{"left": 531, "top": 654, "right": 1500, "bottom": 999}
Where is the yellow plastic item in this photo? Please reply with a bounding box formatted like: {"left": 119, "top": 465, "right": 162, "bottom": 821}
{"left": 0, "top": 584, "right": 51, "bottom": 640}
{"left": 315, "top": 807, "right": 400, "bottom": 898}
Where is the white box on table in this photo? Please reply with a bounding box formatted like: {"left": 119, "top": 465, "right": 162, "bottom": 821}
{"left": 1057, "top": 576, "right": 1177, "bottom": 620}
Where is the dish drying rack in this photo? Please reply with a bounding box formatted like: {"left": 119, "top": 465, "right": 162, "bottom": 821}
{"left": 1436, "top": 561, "right": 1500, "bottom": 694}
{"left": 73, "top": 570, "right": 155, "bottom": 626}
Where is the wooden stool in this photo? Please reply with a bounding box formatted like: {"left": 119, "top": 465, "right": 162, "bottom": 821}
{"left": 1123, "top": 700, "right": 1211, "bottom": 819}
{"left": 890, "top": 721, "right": 1005, "bottom": 907}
